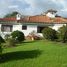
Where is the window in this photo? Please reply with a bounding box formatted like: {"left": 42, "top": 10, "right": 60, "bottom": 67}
{"left": 1, "top": 25, "right": 13, "bottom": 32}
{"left": 22, "top": 25, "right": 27, "bottom": 30}
{"left": 37, "top": 26, "right": 45, "bottom": 33}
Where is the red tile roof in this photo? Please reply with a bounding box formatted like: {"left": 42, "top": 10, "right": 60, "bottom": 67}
{"left": 53, "top": 17, "right": 67, "bottom": 23}
{"left": 0, "top": 15, "right": 67, "bottom": 24}
{"left": 19, "top": 15, "right": 67, "bottom": 24}
{"left": 0, "top": 17, "right": 16, "bottom": 21}
{"left": 18, "top": 15, "right": 52, "bottom": 23}
{"left": 29, "top": 15, "right": 51, "bottom": 23}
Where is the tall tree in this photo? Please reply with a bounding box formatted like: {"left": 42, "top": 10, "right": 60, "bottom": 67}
{"left": 4, "top": 11, "right": 19, "bottom": 18}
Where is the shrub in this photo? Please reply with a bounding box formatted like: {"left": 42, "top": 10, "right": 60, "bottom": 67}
{"left": 0, "top": 43, "right": 2, "bottom": 59}
{"left": 42, "top": 27, "right": 58, "bottom": 41}
{"left": 11, "top": 30, "right": 25, "bottom": 43}
{"left": 58, "top": 25, "right": 67, "bottom": 43}
{"left": 5, "top": 38, "right": 16, "bottom": 47}
{"left": 0, "top": 36, "right": 4, "bottom": 59}
{"left": 4, "top": 34, "right": 11, "bottom": 41}
{"left": 0, "top": 36, "right": 5, "bottom": 43}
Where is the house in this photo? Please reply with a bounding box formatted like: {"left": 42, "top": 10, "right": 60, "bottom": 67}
{"left": 0, "top": 9, "right": 67, "bottom": 38}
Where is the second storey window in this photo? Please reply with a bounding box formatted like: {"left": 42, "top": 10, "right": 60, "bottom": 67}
{"left": 1, "top": 25, "right": 13, "bottom": 32}
{"left": 22, "top": 25, "right": 27, "bottom": 30}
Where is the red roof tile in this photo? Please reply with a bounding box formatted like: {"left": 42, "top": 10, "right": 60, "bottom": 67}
{"left": 0, "top": 15, "right": 67, "bottom": 24}
{"left": 29, "top": 15, "right": 52, "bottom": 23}
{"left": 54, "top": 17, "right": 67, "bottom": 23}
{"left": 0, "top": 17, "right": 16, "bottom": 21}
{"left": 18, "top": 15, "right": 67, "bottom": 24}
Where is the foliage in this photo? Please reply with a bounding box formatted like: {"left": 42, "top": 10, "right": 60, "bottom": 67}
{"left": 4, "top": 11, "right": 19, "bottom": 18}
{"left": 4, "top": 34, "right": 11, "bottom": 41}
{"left": 0, "top": 36, "right": 4, "bottom": 59}
{"left": 58, "top": 25, "right": 67, "bottom": 43}
{"left": 5, "top": 38, "right": 16, "bottom": 47}
{"left": 0, "top": 36, "right": 5, "bottom": 43}
{"left": 0, "top": 45, "right": 2, "bottom": 60}
{"left": 3, "top": 34, "right": 16, "bottom": 47}
{"left": 42, "top": 27, "right": 58, "bottom": 41}
{"left": 11, "top": 30, "right": 25, "bottom": 43}
{"left": 0, "top": 43, "right": 2, "bottom": 59}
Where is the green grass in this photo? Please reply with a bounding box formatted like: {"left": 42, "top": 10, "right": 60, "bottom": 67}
{"left": 0, "top": 40, "right": 67, "bottom": 67}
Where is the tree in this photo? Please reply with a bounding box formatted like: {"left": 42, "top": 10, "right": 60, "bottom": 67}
{"left": 4, "top": 11, "right": 19, "bottom": 18}
{"left": 0, "top": 43, "right": 2, "bottom": 59}
{"left": 42, "top": 27, "right": 58, "bottom": 41}
{"left": 11, "top": 30, "right": 25, "bottom": 43}
{"left": 0, "top": 36, "right": 4, "bottom": 59}
{"left": 58, "top": 25, "right": 67, "bottom": 43}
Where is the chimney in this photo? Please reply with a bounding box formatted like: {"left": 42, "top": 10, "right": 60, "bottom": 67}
{"left": 16, "top": 14, "right": 21, "bottom": 20}
{"left": 45, "top": 9, "right": 57, "bottom": 18}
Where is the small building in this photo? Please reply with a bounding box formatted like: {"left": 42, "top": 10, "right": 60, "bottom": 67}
{"left": 0, "top": 9, "right": 67, "bottom": 38}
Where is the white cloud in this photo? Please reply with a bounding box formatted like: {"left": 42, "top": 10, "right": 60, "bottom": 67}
{"left": 61, "top": 9, "right": 67, "bottom": 12}
{"left": 8, "top": 5, "right": 19, "bottom": 9}
{"left": 0, "top": 0, "right": 67, "bottom": 17}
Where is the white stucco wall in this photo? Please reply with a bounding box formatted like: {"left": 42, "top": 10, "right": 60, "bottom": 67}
{"left": 0, "top": 23, "right": 66, "bottom": 38}
{"left": 13, "top": 25, "right": 22, "bottom": 31}
{"left": 0, "top": 24, "right": 37, "bottom": 37}
{"left": 22, "top": 25, "right": 37, "bottom": 36}
{"left": 52, "top": 24, "right": 66, "bottom": 31}
{"left": 13, "top": 25, "right": 37, "bottom": 36}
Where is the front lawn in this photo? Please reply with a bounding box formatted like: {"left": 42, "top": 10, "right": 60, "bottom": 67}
{"left": 0, "top": 40, "right": 67, "bottom": 67}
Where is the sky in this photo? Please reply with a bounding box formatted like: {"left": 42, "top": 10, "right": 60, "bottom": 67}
{"left": 0, "top": 0, "right": 67, "bottom": 17}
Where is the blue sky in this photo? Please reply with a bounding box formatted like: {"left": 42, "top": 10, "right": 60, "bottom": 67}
{"left": 0, "top": 0, "right": 67, "bottom": 17}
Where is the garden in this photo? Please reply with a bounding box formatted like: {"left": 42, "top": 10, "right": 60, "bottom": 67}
{"left": 0, "top": 25, "right": 67, "bottom": 67}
